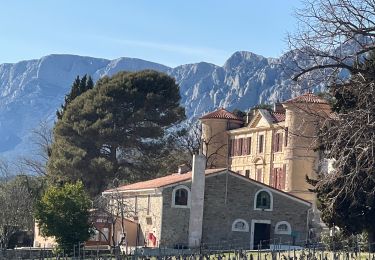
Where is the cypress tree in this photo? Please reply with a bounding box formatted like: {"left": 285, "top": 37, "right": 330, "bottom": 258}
{"left": 56, "top": 74, "right": 94, "bottom": 120}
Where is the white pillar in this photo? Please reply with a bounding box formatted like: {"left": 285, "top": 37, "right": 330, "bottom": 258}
{"left": 188, "top": 154, "right": 206, "bottom": 248}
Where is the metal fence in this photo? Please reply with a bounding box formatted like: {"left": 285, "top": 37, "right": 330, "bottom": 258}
{"left": 3, "top": 239, "right": 375, "bottom": 260}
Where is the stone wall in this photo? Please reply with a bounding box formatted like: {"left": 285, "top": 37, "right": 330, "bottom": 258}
{"left": 159, "top": 172, "right": 310, "bottom": 248}
{"left": 126, "top": 193, "right": 163, "bottom": 247}
{"left": 200, "top": 173, "right": 309, "bottom": 247}
{"left": 160, "top": 183, "right": 192, "bottom": 247}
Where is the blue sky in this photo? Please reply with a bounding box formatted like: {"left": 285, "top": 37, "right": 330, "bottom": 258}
{"left": 0, "top": 1, "right": 302, "bottom": 67}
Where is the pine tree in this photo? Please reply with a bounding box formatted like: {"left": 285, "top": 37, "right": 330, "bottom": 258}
{"left": 48, "top": 70, "right": 185, "bottom": 197}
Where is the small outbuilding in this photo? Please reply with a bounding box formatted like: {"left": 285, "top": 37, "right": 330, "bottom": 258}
{"left": 103, "top": 155, "right": 311, "bottom": 249}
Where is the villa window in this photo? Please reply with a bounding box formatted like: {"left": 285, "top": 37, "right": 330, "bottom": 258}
{"left": 254, "top": 189, "right": 273, "bottom": 211}
{"left": 245, "top": 170, "right": 250, "bottom": 178}
{"left": 172, "top": 185, "right": 190, "bottom": 208}
{"left": 232, "top": 219, "right": 249, "bottom": 232}
{"left": 275, "top": 221, "right": 292, "bottom": 235}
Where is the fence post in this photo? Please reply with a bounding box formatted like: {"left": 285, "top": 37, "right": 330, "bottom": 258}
{"left": 78, "top": 241, "right": 81, "bottom": 259}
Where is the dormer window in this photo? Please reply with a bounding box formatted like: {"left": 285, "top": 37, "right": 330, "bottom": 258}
{"left": 172, "top": 185, "right": 190, "bottom": 208}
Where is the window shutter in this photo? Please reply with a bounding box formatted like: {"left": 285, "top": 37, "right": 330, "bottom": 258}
{"left": 272, "top": 132, "right": 277, "bottom": 152}
{"left": 242, "top": 138, "right": 248, "bottom": 155}
{"left": 239, "top": 138, "right": 243, "bottom": 155}
{"left": 247, "top": 137, "right": 252, "bottom": 155}
{"left": 234, "top": 139, "right": 239, "bottom": 156}
{"left": 258, "top": 135, "right": 264, "bottom": 153}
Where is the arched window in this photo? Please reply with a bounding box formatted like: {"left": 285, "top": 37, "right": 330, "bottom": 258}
{"left": 232, "top": 219, "right": 249, "bottom": 232}
{"left": 275, "top": 221, "right": 291, "bottom": 235}
{"left": 254, "top": 189, "right": 273, "bottom": 211}
{"left": 172, "top": 185, "right": 190, "bottom": 208}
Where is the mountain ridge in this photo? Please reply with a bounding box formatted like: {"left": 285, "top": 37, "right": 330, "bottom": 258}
{"left": 0, "top": 51, "right": 323, "bottom": 160}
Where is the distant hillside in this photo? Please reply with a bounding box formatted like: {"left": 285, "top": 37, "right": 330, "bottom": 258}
{"left": 0, "top": 51, "right": 325, "bottom": 159}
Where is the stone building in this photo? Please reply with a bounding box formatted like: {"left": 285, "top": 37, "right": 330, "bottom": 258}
{"left": 200, "top": 93, "right": 331, "bottom": 204}
{"left": 103, "top": 155, "right": 311, "bottom": 249}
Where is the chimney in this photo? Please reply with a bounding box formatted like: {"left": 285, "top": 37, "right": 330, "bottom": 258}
{"left": 245, "top": 111, "right": 251, "bottom": 125}
{"left": 178, "top": 164, "right": 190, "bottom": 174}
{"left": 274, "top": 101, "right": 285, "bottom": 113}
{"left": 188, "top": 154, "right": 206, "bottom": 248}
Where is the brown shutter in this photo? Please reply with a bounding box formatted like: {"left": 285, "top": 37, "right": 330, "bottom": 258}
{"left": 272, "top": 133, "right": 277, "bottom": 152}
{"left": 242, "top": 138, "right": 248, "bottom": 155}
{"left": 247, "top": 137, "right": 252, "bottom": 155}
{"left": 234, "top": 139, "right": 239, "bottom": 156}
{"left": 258, "top": 135, "right": 264, "bottom": 153}
{"left": 237, "top": 139, "right": 241, "bottom": 156}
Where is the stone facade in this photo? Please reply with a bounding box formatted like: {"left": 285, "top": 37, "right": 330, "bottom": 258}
{"left": 158, "top": 171, "right": 309, "bottom": 248}
{"left": 161, "top": 182, "right": 191, "bottom": 246}
{"left": 125, "top": 192, "right": 163, "bottom": 247}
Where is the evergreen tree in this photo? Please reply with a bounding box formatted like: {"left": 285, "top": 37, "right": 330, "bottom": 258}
{"left": 34, "top": 182, "right": 92, "bottom": 252}
{"left": 48, "top": 70, "right": 185, "bottom": 197}
{"left": 314, "top": 51, "right": 375, "bottom": 246}
{"left": 56, "top": 74, "right": 94, "bottom": 120}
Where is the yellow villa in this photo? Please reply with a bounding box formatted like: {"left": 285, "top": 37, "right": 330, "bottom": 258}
{"left": 200, "top": 92, "right": 331, "bottom": 204}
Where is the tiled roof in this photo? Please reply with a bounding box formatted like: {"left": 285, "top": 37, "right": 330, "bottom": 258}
{"left": 271, "top": 112, "right": 285, "bottom": 122}
{"left": 284, "top": 93, "right": 329, "bottom": 104}
{"left": 200, "top": 108, "right": 243, "bottom": 121}
{"left": 103, "top": 168, "right": 311, "bottom": 206}
{"left": 104, "top": 168, "right": 226, "bottom": 192}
